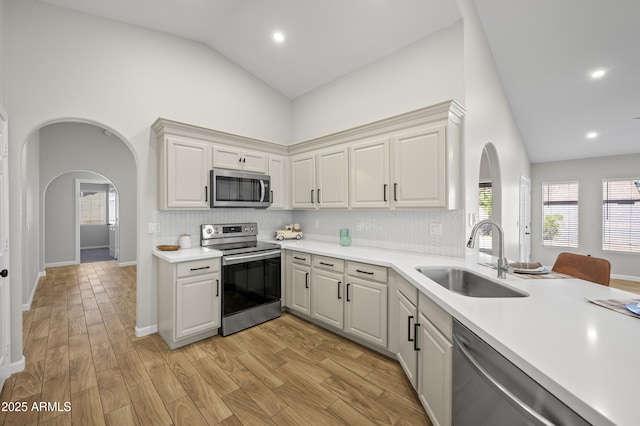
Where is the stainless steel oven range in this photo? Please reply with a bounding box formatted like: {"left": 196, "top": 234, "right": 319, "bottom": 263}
{"left": 201, "top": 223, "right": 281, "bottom": 336}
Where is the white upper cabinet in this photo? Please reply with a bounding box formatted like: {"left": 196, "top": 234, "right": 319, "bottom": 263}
{"left": 291, "top": 147, "right": 349, "bottom": 209}
{"left": 160, "top": 136, "right": 210, "bottom": 210}
{"left": 350, "top": 137, "right": 390, "bottom": 209}
{"left": 212, "top": 145, "right": 268, "bottom": 174}
{"left": 268, "top": 154, "right": 289, "bottom": 209}
{"left": 291, "top": 153, "right": 316, "bottom": 209}
{"left": 317, "top": 146, "right": 349, "bottom": 208}
{"left": 392, "top": 124, "right": 447, "bottom": 208}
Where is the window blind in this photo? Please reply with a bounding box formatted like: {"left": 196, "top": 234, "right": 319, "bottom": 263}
{"left": 602, "top": 179, "right": 640, "bottom": 253}
{"left": 478, "top": 183, "right": 492, "bottom": 253}
{"left": 542, "top": 181, "right": 579, "bottom": 248}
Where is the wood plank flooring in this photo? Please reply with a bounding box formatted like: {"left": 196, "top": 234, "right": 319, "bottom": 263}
{"left": 0, "top": 261, "right": 431, "bottom": 425}
{"left": 610, "top": 278, "right": 640, "bottom": 294}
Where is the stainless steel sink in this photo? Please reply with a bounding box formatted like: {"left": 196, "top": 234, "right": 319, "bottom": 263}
{"left": 416, "top": 267, "right": 528, "bottom": 298}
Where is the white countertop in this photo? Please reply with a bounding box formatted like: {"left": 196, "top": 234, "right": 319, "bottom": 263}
{"left": 279, "top": 240, "right": 640, "bottom": 426}
{"left": 152, "top": 246, "right": 223, "bottom": 263}
{"left": 153, "top": 239, "right": 640, "bottom": 425}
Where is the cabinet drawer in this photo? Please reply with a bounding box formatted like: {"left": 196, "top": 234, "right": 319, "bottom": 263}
{"left": 347, "top": 261, "right": 388, "bottom": 283}
{"left": 313, "top": 255, "right": 344, "bottom": 273}
{"left": 176, "top": 258, "right": 220, "bottom": 278}
{"left": 397, "top": 274, "right": 418, "bottom": 306}
{"left": 290, "top": 251, "right": 311, "bottom": 265}
{"left": 419, "top": 292, "right": 452, "bottom": 341}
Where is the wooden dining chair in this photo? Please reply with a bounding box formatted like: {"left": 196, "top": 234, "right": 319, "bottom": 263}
{"left": 551, "top": 252, "right": 611, "bottom": 286}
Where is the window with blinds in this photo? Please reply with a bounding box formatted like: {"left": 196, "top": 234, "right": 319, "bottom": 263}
{"left": 602, "top": 179, "right": 640, "bottom": 253}
{"left": 542, "top": 181, "right": 579, "bottom": 247}
{"left": 478, "top": 183, "right": 492, "bottom": 253}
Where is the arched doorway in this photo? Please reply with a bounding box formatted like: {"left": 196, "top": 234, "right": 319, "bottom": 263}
{"left": 20, "top": 120, "right": 137, "bottom": 309}
{"left": 477, "top": 142, "right": 502, "bottom": 256}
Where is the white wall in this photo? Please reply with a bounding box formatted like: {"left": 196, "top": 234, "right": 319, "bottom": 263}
{"left": 6, "top": 0, "right": 293, "bottom": 362}
{"left": 456, "top": 0, "right": 531, "bottom": 260}
{"left": 292, "top": 22, "right": 465, "bottom": 142}
{"left": 531, "top": 154, "right": 640, "bottom": 279}
{"left": 0, "top": 0, "right": 5, "bottom": 108}
{"left": 21, "top": 130, "right": 39, "bottom": 308}
{"left": 40, "top": 123, "right": 136, "bottom": 265}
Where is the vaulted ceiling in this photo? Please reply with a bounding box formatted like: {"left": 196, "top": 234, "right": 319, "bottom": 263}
{"left": 38, "top": 0, "right": 640, "bottom": 163}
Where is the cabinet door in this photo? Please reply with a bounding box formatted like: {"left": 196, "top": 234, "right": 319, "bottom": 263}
{"left": 242, "top": 150, "right": 268, "bottom": 174}
{"left": 268, "top": 155, "right": 288, "bottom": 209}
{"left": 317, "top": 147, "right": 349, "bottom": 208}
{"left": 345, "top": 277, "right": 387, "bottom": 348}
{"left": 392, "top": 124, "right": 446, "bottom": 208}
{"left": 418, "top": 313, "right": 452, "bottom": 426}
{"left": 212, "top": 145, "right": 243, "bottom": 170}
{"left": 350, "top": 137, "right": 390, "bottom": 208}
{"left": 311, "top": 269, "right": 344, "bottom": 329}
{"left": 291, "top": 153, "right": 316, "bottom": 209}
{"left": 290, "top": 264, "right": 311, "bottom": 315}
{"left": 397, "top": 291, "right": 418, "bottom": 389}
{"left": 166, "top": 137, "right": 210, "bottom": 209}
{"left": 175, "top": 272, "right": 220, "bottom": 340}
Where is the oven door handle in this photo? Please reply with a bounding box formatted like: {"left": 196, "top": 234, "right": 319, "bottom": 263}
{"left": 223, "top": 250, "right": 281, "bottom": 266}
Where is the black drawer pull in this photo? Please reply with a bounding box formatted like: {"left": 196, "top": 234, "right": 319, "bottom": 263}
{"left": 414, "top": 323, "right": 420, "bottom": 351}
{"left": 356, "top": 269, "right": 374, "bottom": 275}
{"left": 216, "top": 279, "right": 219, "bottom": 297}
{"left": 346, "top": 283, "right": 351, "bottom": 301}
{"left": 338, "top": 281, "right": 342, "bottom": 299}
{"left": 294, "top": 256, "right": 307, "bottom": 261}
{"left": 190, "top": 266, "right": 211, "bottom": 271}
{"left": 319, "top": 261, "right": 334, "bottom": 267}
{"left": 305, "top": 272, "right": 309, "bottom": 289}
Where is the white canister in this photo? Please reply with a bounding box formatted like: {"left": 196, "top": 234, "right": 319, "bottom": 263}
{"left": 178, "top": 234, "right": 192, "bottom": 249}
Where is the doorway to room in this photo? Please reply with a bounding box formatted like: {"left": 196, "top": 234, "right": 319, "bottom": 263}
{"left": 76, "top": 176, "right": 120, "bottom": 263}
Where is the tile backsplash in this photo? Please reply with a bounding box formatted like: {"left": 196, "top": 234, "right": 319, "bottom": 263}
{"left": 154, "top": 208, "right": 465, "bottom": 257}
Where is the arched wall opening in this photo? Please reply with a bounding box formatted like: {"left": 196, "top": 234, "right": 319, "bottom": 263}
{"left": 20, "top": 120, "right": 137, "bottom": 310}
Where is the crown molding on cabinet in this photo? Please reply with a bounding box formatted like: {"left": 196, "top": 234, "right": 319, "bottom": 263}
{"left": 288, "top": 99, "right": 465, "bottom": 156}
{"left": 151, "top": 118, "right": 289, "bottom": 156}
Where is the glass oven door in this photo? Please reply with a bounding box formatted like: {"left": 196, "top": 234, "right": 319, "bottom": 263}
{"left": 222, "top": 250, "right": 281, "bottom": 317}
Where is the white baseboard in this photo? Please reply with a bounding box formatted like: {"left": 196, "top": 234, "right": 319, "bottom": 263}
{"left": 135, "top": 324, "right": 157, "bottom": 337}
{"left": 117, "top": 260, "right": 137, "bottom": 267}
{"left": 22, "top": 272, "right": 46, "bottom": 311}
{"left": 9, "top": 356, "right": 25, "bottom": 375}
{"left": 44, "top": 260, "right": 78, "bottom": 268}
{"left": 612, "top": 273, "right": 640, "bottom": 282}
{"left": 80, "top": 245, "right": 109, "bottom": 250}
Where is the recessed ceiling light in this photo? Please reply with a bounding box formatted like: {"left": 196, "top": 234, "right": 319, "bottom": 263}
{"left": 273, "top": 31, "right": 285, "bottom": 43}
{"left": 590, "top": 69, "right": 606, "bottom": 79}
{"left": 586, "top": 132, "right": 598, "bottom": 139}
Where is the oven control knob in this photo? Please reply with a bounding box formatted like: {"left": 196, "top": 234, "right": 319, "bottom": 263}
{"left": 250, "top": 226, "right": 255, "bottom": 231}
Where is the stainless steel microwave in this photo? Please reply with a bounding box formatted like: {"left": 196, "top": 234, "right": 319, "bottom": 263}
{"left": 210, "top": 169, "right": 271, "bottom": 208}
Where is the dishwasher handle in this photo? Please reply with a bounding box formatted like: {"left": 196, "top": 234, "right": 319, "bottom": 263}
{"left": 453, "top": 335, "right": 556, "bottom": 426}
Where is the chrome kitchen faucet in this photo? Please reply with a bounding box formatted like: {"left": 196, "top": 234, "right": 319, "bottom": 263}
{"left": 467, "top": 220, "right": 511, "bottom": 279}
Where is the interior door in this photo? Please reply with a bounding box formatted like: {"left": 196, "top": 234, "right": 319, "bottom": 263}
{"left": 108, "top": 184, "right": 119, "bottom": 259}
{"left": 519, "top": 175, "right": 532, "bottom": 262}
{"left": 0, "top": 109, "right": 10, "bottom": 388}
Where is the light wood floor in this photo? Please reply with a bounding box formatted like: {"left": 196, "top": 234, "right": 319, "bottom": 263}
{"left": 610, "top": 278, "right": 640, "bottom": 294}
{"left": 0, "top": 261, "right": 431, "bottom": 425}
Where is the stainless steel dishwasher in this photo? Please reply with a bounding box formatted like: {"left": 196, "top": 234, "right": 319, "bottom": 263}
{"left": 453, "top": 319, "right": 589, "bottom": 426}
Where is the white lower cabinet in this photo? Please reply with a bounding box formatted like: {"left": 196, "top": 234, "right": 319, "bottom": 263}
{"left": 345, "top": 275, "right": 387, "bottom": 348}
{"left": 286, "top": 251, "right": 311, "bottom": 315}
{"left": 417, "top": 293, "right": 453, "bottom": 426}
{"left": 311, "top": 267, "right": 344, "bottom": 329}
{"left": 157, "top": 257, "right": 221, "bottom": 349}
{"left": 396, "top": 290, "right": 419, "bottom": 388}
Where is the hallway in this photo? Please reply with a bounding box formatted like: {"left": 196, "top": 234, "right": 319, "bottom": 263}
{"left": 0, "top": 262, "right": 430, "bottom": 425}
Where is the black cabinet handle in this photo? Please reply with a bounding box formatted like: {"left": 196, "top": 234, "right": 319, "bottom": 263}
{"left": 270, "top": 190, "right": 273, "bottom": 201}
{"left": 205, "top": 186, "right": 208, "bottom": 202}
{"left": 408, "top": 315, "right": 414, "bottom": 342}
{"left": 243, "top": 158, "right": 246, "bottom": 163}
{"left": 384, "top": 184, "right": 388, "bottom": 202}
{"left": 319, "top": 261, "right": 334, "bottom": 267}
{"left": 346, "top": 283, "right": 351, "bottom": 301}
{"left": 305, "top": 272, "right": 309, "bottom": 289}
{"left": 190, "top": 266, "right": 211, "bottom": 271}
{"left": 294, "top": 256, "right": 306, "bottom": 261}
{"left": 317, "top": 188, "right": 320, "bottom": 204}
{"left": 311, "top": 189, "right": 314, "bottom": 203}
{"left": 338, "top": 281, "right": 342, "bottom": 299}
{"left": 216, "top": 279, "right": 219, "bottom": 297}
{"left": 414, "top": 323, "right": 420, "bottom": 351}
{"left": 356, "top": 269, "right": 374, "bottom": 275}
{"left": 0, "top": 269, "right": 7, "bottom": 278}
{"left": 394, "top": 183, "right": 398, "bottom": 201}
